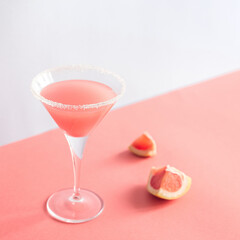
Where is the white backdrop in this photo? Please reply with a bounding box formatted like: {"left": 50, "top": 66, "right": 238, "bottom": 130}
{"left": 0, "top": 0, "right": 240, "bottom": 146}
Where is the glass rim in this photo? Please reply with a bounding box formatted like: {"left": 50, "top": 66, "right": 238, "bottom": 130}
{"left": 31, "top": 64, "right": 126, "bottom": 110}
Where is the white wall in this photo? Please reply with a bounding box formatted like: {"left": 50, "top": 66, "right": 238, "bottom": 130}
{"left": 0, "top": 0, "right": 239, "bottom": 146}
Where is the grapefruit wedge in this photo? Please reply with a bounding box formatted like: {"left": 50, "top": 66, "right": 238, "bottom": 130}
{"left": 129, "top": 132, "right": 157, "bottom": 157}
{"left": 147, "top": 165, "right": 191, "bottom": 200}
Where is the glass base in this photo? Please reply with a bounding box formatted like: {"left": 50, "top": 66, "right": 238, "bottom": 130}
{"left": 46, "top": 188, "right": 104, "bottom": 223}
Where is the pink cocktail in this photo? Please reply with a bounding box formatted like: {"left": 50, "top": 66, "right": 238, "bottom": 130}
{"left": 41, "top": 80, "right": 116, "bottom": 137}
{"left": 31, "top": 65, "right": 125, "bottom": 223}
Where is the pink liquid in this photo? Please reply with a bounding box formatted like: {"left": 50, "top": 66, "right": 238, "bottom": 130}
{"left": 41, "top": 80, "right": 116, "bottom": 137}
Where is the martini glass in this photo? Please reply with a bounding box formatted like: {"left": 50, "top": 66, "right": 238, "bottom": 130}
{"left": 31, "top": 65, "right": 125, "bottom": 223}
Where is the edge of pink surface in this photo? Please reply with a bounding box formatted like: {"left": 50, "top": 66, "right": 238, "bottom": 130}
{"left": 1, "top": 70, "right": 240, "bottom": 240}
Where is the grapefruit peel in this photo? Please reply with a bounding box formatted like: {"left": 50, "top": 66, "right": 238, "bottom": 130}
{"left": 147, "top": 165, "right": 192, "bottom": 200}
{"left": 129, "top": 132, "right": 157, "bottom": 157}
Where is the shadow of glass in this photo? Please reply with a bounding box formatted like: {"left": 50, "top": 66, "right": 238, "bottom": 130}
{"left": 0, "top": 208, "right": 47, "bottom": 238}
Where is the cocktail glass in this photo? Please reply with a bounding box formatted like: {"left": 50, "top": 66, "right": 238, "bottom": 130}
{"left": 31, "top": 65, "right": 125, "bottom": 223}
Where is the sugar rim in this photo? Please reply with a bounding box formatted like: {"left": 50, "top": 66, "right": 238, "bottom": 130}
{"left": 31, "top": 65, "right": 126, "bottom": 110}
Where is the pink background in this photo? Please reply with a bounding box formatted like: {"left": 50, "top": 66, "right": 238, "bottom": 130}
{"left": 1, "top": 71, "right": 240, "bottom": 239}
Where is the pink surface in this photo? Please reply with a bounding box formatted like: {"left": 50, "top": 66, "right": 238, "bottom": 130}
{"left": 1, "top": 71, "right": 240, "bottom": 239}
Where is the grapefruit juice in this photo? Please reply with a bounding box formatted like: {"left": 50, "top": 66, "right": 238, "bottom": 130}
{"left": 40, "top": 80, "right": 116, "bottom": 137}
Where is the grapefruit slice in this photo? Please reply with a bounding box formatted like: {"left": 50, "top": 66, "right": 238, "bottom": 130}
{"left": 129, "top": 132, "right": 157, "bottom": 157}
{"left": 147, "top": 165, "right": 191, "bottom": 200}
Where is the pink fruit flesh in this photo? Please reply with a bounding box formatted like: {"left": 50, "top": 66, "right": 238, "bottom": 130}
{"left": 132, "top": 134, "right": 154, "bottom": 150}
{"left": 162, "top": 172, "right": 182, "bottom": 192}
{"left": 150, "top": 168, "right": 183, "bottom": 192}
{"left": 150, "top": 168, "right": 165, "bottom": 190}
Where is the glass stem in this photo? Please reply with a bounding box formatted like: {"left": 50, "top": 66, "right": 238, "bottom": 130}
{"left": 65, "top": 134, "right": 88, "bottom": 201}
